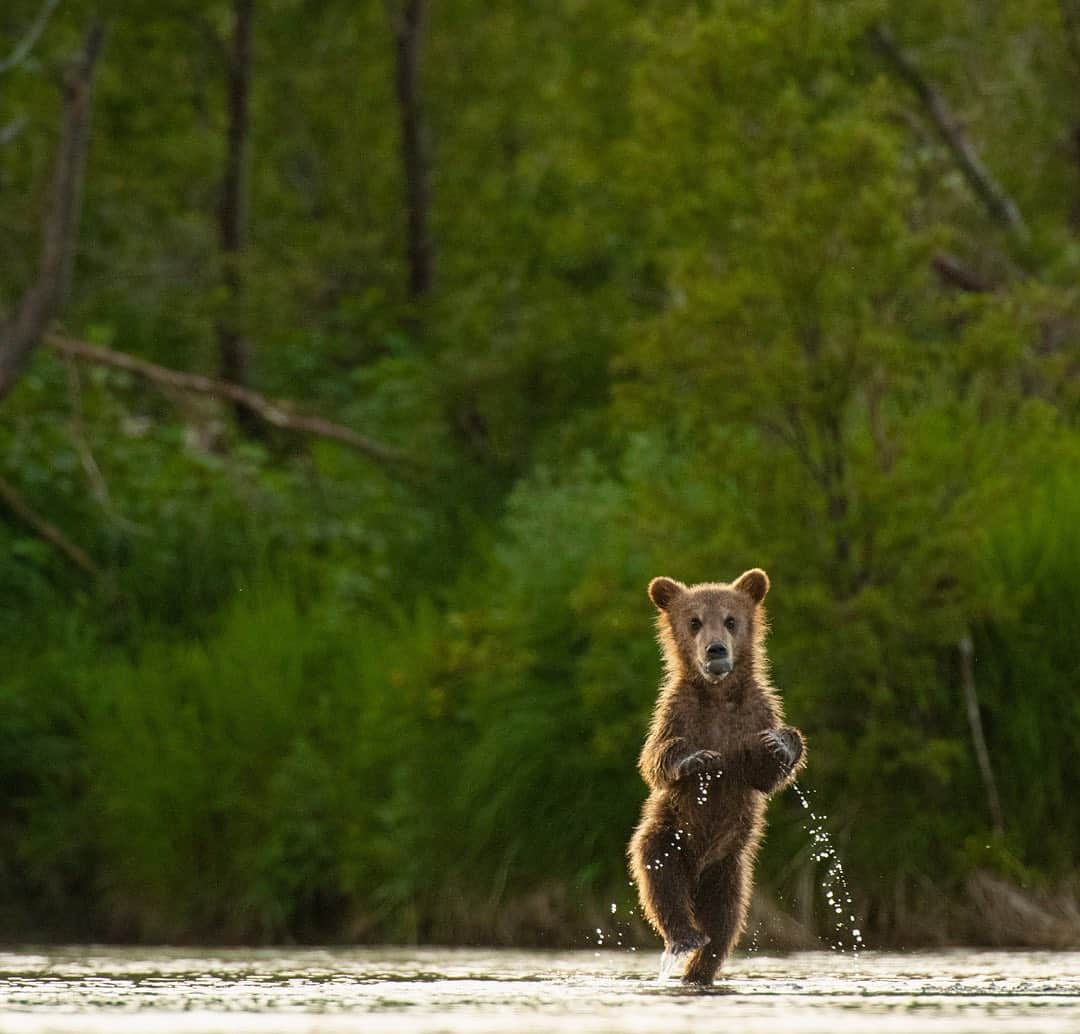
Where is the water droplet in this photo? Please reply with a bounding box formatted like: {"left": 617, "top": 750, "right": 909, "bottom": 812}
{"left": 793, "top": 780, "right": 862, "bottom": 955}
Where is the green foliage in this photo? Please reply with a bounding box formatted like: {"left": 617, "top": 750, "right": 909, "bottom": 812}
{"left": 80, "top": 590, "right": 356, "bottom": 938}
{"left": 1, "top": 0, "right": 1079, "bottom": 944}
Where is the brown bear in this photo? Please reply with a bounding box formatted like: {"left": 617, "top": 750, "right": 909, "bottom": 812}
{"left": 627, "top": 569, "right": 805, "bottom": 985}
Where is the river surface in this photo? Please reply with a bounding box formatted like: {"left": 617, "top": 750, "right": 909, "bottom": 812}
{"left": 0, "top": 946, "right": 1077, "bottom": 1033}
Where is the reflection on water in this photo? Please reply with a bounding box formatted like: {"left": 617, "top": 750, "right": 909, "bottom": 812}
{"left": 0, "top": 946, "right": 1078, "bottom": 1033}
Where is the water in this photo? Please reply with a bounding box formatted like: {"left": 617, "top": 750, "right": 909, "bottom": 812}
{"left": 791, "top": 781, "right": 864, "bottom": 953}
{"left": 0, "top": 946, "right": 1078, "bottom": 1033}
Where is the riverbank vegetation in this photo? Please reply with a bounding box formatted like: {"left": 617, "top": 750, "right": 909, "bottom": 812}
{"left": 1, "top": 0, "right": 1078, "bottom": 947}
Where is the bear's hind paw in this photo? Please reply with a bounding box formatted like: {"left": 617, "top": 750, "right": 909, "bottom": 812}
{"left": 659, "top": 932, "right": 710, "bottom": 980}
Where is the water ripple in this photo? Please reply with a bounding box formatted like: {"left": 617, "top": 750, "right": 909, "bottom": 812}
{"left": 0, "top": 947, "right": 1077, "bottom": 1033}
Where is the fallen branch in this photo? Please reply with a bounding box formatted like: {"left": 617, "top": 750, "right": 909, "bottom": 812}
{"left": 0, "top": 473, "right": 98, "bottom": 576}
{"left": 46, "top": 333, "right": 414, "bottom": 469}
{"left": 870, "top": 24, "right": 1028, "bottom": 239}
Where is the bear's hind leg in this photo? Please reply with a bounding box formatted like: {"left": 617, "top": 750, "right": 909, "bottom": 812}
{"left": 682, "top": 853, "right": 750, "bottom": 986}
{"left": 630, "top": 821, "right": 707, "bottom": 955}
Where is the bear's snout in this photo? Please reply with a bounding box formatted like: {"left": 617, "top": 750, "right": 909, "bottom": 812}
{"left": 705, "top": 657, "right": 733, "bottom": 676}
{"left": 704, "top": 641, "right": 732, "bottom": 677}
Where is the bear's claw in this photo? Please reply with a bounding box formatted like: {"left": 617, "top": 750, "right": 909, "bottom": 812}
{"left": 676, "top": 749, "right": 724, "bottom": 780}
{"left": 666, "top": 930, "right": 710, "bottom": 957}
{"left": 762, "top": 727, "right": 803, "bottom": 772}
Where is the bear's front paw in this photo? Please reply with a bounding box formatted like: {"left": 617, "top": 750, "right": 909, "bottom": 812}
{"left": 675, "top": 749, "right": 724, "bottom": 780}
{"left": 761, "top": 727, "right": 804, "bottom": 773}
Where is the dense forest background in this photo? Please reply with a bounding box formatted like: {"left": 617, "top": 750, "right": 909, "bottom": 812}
{"left": 1, "top": 0, "right": 1078, "bottom": 948}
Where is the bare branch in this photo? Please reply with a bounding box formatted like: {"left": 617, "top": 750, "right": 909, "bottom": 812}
{"left": 760, "top": 409, "right": 826, "bottom": 487}
{"left": 0, "top": 20, "right": 106, "bottom": 400}
{"left": 931, "top": 252, "right": 993, "bottom": 293}
{"left": 64, "top": 355, "right": 148, "bottom": 534}
{"left": 0, "top": 0, "right": 62, "bottom": 75}
{"left": 0, "top": 472, "right": 99, "bottom": 576}
{"left": 46, "top": 333, "right": 416, "bottom": 470}
{"left": 64, "top": 356, "right": 110, "bottom": 507}
{"left": 959, "top": 635, "right": 1005, "bottom": 835}
{"left": 870, "top": 24, "right": 1028, "bottom": 239}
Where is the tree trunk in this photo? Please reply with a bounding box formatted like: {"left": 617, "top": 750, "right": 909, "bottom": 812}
{"left": 216, "top": 0, "right": 257, "bottom": 429}
{"left": 0, "top": 21, "right": 105, "bottom": 401}
{"left": 390, "top": 0, "right": 433, "bottom": 298}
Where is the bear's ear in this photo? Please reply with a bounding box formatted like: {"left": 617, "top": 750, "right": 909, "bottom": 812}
{"left": 733, "top": 568, "right": 770, "bottom": 604}
{"left": 648, "top": 577, "right": 685, "bottom": 612}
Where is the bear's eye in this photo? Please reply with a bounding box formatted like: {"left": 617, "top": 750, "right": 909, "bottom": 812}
{"left": 724, "top": 616, "right": 737, "bottom": 632}
{"left": 689, "top": 617, "right": 703, "bottom": 633}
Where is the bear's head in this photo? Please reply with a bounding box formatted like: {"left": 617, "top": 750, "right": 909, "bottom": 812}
{"left": 647, "top": 569, "right": 769, "bottom": 685}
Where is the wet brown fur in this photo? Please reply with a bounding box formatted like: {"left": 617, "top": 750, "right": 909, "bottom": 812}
{"left": 627, "top": 569, "right": 806, "bottom": 984}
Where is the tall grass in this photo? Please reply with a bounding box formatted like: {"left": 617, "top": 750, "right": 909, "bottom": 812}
{"left": 969, "top": 469, "right": 1080, "bottom": 878}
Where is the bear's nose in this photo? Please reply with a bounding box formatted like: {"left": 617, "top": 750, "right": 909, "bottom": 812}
{"left": 705, "top": 641, "right": 728, "bottom": 659}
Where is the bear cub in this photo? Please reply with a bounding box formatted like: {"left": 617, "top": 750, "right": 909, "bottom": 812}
{"left": 627, "top": 569, "right": 805, "bottom": 984}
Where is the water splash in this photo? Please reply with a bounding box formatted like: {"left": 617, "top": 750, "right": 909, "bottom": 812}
{"left": 792, "top": 781, "right": 863, "bottom": 954}
{"left": 694, "top": 767, "right": 720, "bottom": 806}
{"left": 618, "top": 765, "right": 866, "bottom": 972}
{"left": 593, "top": 903, "right": 635, "bottom": 951}
{"left": 657, "top": 947, "right": 681, "bottom": 980}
